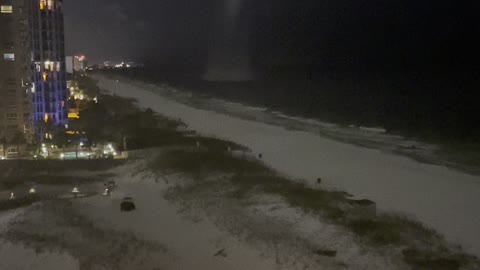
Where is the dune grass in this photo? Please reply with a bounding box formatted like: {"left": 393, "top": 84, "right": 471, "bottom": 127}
{"left": 0, "top": 196, "right": 40, "bottom": 211}
{"left": 82, "top": 77, "right": 477, "bottom": 269}
{"left": 401, "top": 248, "right": 476, "bottom": 270}
{"left": 148, "top": 138, "right": 476, "bottom": 269}
{"left": 0, "top": 159, "right": 125, "bottom": 190}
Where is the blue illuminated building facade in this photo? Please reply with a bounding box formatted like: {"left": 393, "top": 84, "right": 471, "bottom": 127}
{"left": 30, "top": 0, "right": 68, "bottom": 140}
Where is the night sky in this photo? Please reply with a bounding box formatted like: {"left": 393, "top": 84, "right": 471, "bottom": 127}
{"left": 64, "top": 0, "right": 479, "bottom": 139}
{"left": 64, "top": 0, "right": 480, "bottom": 77}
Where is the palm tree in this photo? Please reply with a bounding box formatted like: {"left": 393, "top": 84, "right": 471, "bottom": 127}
{"left": 36, "top": 120, "right": 55, "bottom": 142}
{"left": 52, "top": 127, "right": 68, "bottom": 149}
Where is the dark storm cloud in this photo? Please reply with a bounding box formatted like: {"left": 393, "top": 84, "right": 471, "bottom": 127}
{"left": 64, "top": 0, "right": 480, "bottom": 74}
{"left": 109, "top": 3, "right": 128, "bottom": 22}
{"left": 64, "top": 0, "right": 215, "bottom": 64}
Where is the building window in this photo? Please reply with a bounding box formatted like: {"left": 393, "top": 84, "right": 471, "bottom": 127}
{"left": 3, "top": 53, "right": 15, "bottom": 61}
{"left": 1, "top": 5, "right": 13, "bottom": 13}
{"left": 6, "top": 78, "right": 16, "bottom": 85}
{"left": 44, "top": 61, "right": 54, "bottom": 71}
{"left": 7, "top": 147, "right": 18, "bottom": 153}
{"left": 7, "top": 125, "right": 18, "bottom": 131}
{"left": 2, "top": 42, "right": 14, "bottom": 49}
{"left": 47, "top": 0, "right": 54, "bottom": 10}
{"left": 6, "top": 113, "right": 18, "bottom": 120}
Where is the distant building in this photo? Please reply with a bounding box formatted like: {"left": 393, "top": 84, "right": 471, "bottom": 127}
{"left": 65, "top": 56, "right": 73, "bottom": 74}
{"left": 74, "top": 55, "right": 86, "bottom": 72}
{"left": 0, "top": 0, "right": 69, "bottom": 146}
{"left": 0, "top": 0, "right": 34, "bottom": 149}
{"left": 66, "top": 55, "right": 88, "bottom": 74}
{"left": 103, "top": 60, "right": 114, "bottom": 68}
{"left": 30, "top": 0, "right": 69, "bottom": 141}
{"left": 114, "top": 62, "right": 126, "bottom": 68}
{"left": 67, "top": 79, "right": 86, "bottom": 100}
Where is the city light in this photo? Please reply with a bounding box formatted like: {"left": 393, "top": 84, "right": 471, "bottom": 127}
{"left": 41, "top": 144, "right": 48, "bottom": 155}
{"left": 3, "top": 53, "right": 14, "bottom": 61}
{"left": 76, "top": 55, "right": 86, "bottom": 61}
{"left": 1, "top": 5, "right": 13, "bottom": 13}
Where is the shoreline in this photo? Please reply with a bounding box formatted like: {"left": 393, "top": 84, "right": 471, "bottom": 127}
{"left": 94, "top": 75, "right": 480, "bottom": 267}
{"left": 104, "top": 74, "right": 480, "bottom": 177}
{"left": 2, "top": 76, "right": 478, "bottom": 269}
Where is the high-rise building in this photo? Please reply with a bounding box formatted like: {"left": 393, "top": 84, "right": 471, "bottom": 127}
{"left": 0, "top": 0, "right": 68, "bottom": 147}
{"left": 65, "top": 55, "right": 87, "bottom": 74}
{"left": 65, "top": 55, "right": 73, "bottom": 74}
{"left": 73, "top": 55, "right": 86, "bottom": 72}
{"left": 30, "top": 0, "right": 68, "bottom": 139}
{"left": 0, "top": 0, "right": 33, "bottom": 148}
